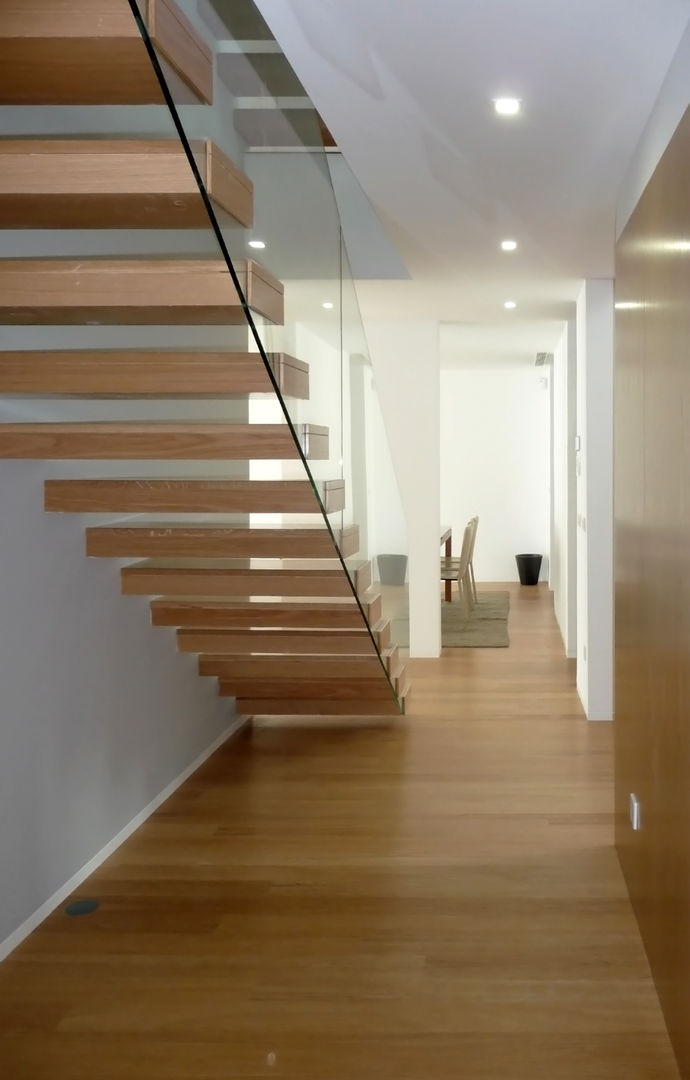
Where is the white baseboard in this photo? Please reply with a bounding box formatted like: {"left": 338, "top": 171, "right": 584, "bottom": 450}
{"left": 0, "top": 716, "right": 248, "bottom": 963}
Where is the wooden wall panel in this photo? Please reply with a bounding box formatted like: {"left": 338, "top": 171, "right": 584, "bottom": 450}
{"left": 615, "top": 105, "right": 690, "bottom": 1078}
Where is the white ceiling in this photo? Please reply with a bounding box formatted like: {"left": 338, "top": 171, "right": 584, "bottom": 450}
{"left": 253, "top": 0, "right": 690, "bottom": 365}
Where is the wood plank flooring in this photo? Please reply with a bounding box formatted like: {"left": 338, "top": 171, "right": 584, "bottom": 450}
{"left": 0, "top": 584, "right": 679, "bottom": 1079}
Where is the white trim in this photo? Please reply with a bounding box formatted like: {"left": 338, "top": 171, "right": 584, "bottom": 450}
{"left": 0, "top": 716, "right": 248, "bottom": 963}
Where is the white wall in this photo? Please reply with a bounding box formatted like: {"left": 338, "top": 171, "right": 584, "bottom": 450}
{"left": 440, "top": 363, "right": 551, "bottom": 583}
{"left": 550, "top": 319, "right": 578, "bottom": 656}
{"left": 0, "top": 462, "right": 236, "bottom": 955}
{"left": 365, "top": 322, "right": 441, "bottom": 657}
{"left": 576, "top": 280, "right": 614, "bottom": 720}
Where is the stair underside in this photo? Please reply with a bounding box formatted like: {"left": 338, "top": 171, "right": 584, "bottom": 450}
{"left": 230, "top": 695, "right": 404, "bottom": 716}
{"left": 188, "top": 629, "right": 377, "bottom": 656}
{"left": 0, "top": 0, "right": 213, "bottom": 105}
{"left": 199, "top": 654, "right": 387, "bottom": 678}
{"left": 0, "top": 422, "right": 326, "bottom": 460}
{"left": 87, "top": 524, "right": 360, "bottom": 559}
{"left": 150, "top": 594, "right": 383, "bottom": 629}
{"left": 0, "top": 258, "right": 284, "bottom": 325}
{"left": 219, "top": 678, "right": 395, "bottom": 702}
{"left": 196, "top": 642, "right": 398, "bottom": 677}
{"left": 0, "top": 140, "right": 253, "bottom": 229}
{"left": 44, "top": 478, "right": 345, "bottom": 514}
{"left": 0, "top": 351, "right": 309, "bottom": 398}
{"left": 184, "top": 618, "right": 391, "bottom": 655}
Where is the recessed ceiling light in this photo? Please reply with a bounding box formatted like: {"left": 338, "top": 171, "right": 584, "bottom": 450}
{"left": 248, "top": 239, "right": 266, "bottom": 249}
{"left": 504, "top": 300, "right": 517, "bottom": 310}
{"left": 322, "top": 301, "right": 334, "bottom": 310}
{"left": 501, "top": 239, "right": 518, "bottom": 252}
{"left": 494, "top": 97, "right": 521, "bottom": 116}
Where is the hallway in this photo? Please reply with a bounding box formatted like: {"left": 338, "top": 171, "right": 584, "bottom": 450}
{"left": 0, "top": 584, "right": 679, "bottom": 1078}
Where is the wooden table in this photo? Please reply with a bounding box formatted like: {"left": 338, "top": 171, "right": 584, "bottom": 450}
{"left": 441, "top": 525, "right": 452, "bottom": 602}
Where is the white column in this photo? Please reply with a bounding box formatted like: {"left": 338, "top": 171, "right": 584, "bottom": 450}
{"left": 551, "top": 317, "right": 578, "bottom": 658}
{"left": 364, "top": 321, "right": 441, "bottom": 657}
{"left": 576, "top": 280, "right": 614, "bottom": 719}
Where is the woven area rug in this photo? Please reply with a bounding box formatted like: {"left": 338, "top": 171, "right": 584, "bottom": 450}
{"left": 391, "top": 590, "right": 510, "bottom": 648}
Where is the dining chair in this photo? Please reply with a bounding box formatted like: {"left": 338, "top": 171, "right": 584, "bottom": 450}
{"left": 440, "top": 520, "right": 474, "bottom": 616}
{"left": 467, "top": 515, "right": 479, "bottom": 602}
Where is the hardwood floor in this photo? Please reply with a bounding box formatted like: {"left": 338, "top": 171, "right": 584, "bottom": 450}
{"left": 0, "top": 584, "right": 679, "bottom": 1079}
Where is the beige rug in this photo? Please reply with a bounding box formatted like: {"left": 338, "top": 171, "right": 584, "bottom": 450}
{"left": 391, "top": 591, "right": 510, "bottom": 648}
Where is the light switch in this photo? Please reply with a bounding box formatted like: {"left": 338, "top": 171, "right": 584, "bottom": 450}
{"left": 629, "top": 793, "right": 641, "bottom": 831}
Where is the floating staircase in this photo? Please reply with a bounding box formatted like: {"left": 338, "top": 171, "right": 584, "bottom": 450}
{"left": 0, "top": 0, "right": 408, "bottom": 719}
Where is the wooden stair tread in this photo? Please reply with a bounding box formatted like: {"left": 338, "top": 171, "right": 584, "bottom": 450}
{"left": 0, "top": 139, "right": 252, "bottom": 229}
{"left": 121, "top": 558, "right": 370, "bottom": 598}
{"left": 382, "top": 644, "right": 400, "bottom": 673}
{"left": 0, "top": 422, "right": 326, "bottom": 460}
{"left": 150, "top": 595, "right": 381, "bottom": 629}
{"left": 0, "top": 0, "right": 213, "bottom": 106}
{"left": 44, "top": 478, "right": 345, "bottom": 514}
{"left": 0, "top": 258, "right": 284, "bottom": 325}
{"left": 87, "top": 524, "right": 359, "bottom": 559}
{"left": 371, "top": 618, "right": 392, "bottom": 649}
{"left": 0, "top": 350, "right": 308, "bottom": 398}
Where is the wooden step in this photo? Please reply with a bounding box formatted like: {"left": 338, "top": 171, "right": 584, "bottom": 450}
{"left": 151, "top": 594, "right": 382, "bottom": 630}
{"left": 0, "top": 422, "right": 326, "bottom": 460}
{"left": 200, "top": 0, "right": 275, "bottom": 41}
{"left": 217, "top": 52, "right": 306, "bottom": 98}
{"left": 193, "top": 629, "right": 376, "bottom": 659}
{"left": 234, "top": 106, "right": 332, "bottom": 151}
{"left": 382, "top": 644, "right": 400, "bottom": 675}
{"left": 352, "top": 558, "right": 372, "bottom": 593}
{"left": 199, "top": 655, "right": 386, "bottom": 680}
{"left": 233, "top": 696, "right": 401, "bottom": 717}
{"left": 45, "top": 478, "right": 345, "bottom": 514}
{"left": 0, "top": 351, "right": 308, "bottom": 398}
{"left": 390, "top": 667, "right": 409, "bottom": 697}
{"left": 121, "top": 559, "right": 366, "bottom": 598}
{"left": 0, "top": 140, "right": 252, "bottom": 229}
{"left": 372, "top": 619, "right": 392, "bottom": 650}
{"left": 87, "top": 524, "right": 359, "bottom": 559}
{"left": 0, "top": 258, "right": 284, "bottom": 325}
{"left": 398, "top": 678, "right": 412, "bottom": 715}
{"left": 218, "top": 678, "right": 394, "bottom": 702}
{"left": 0, "top": 0, "right": 213, "bottom": 105}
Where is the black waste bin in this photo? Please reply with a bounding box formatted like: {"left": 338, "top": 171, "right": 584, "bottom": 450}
{"left": 515, "top": 553, "right": 542, "bottom": 585}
